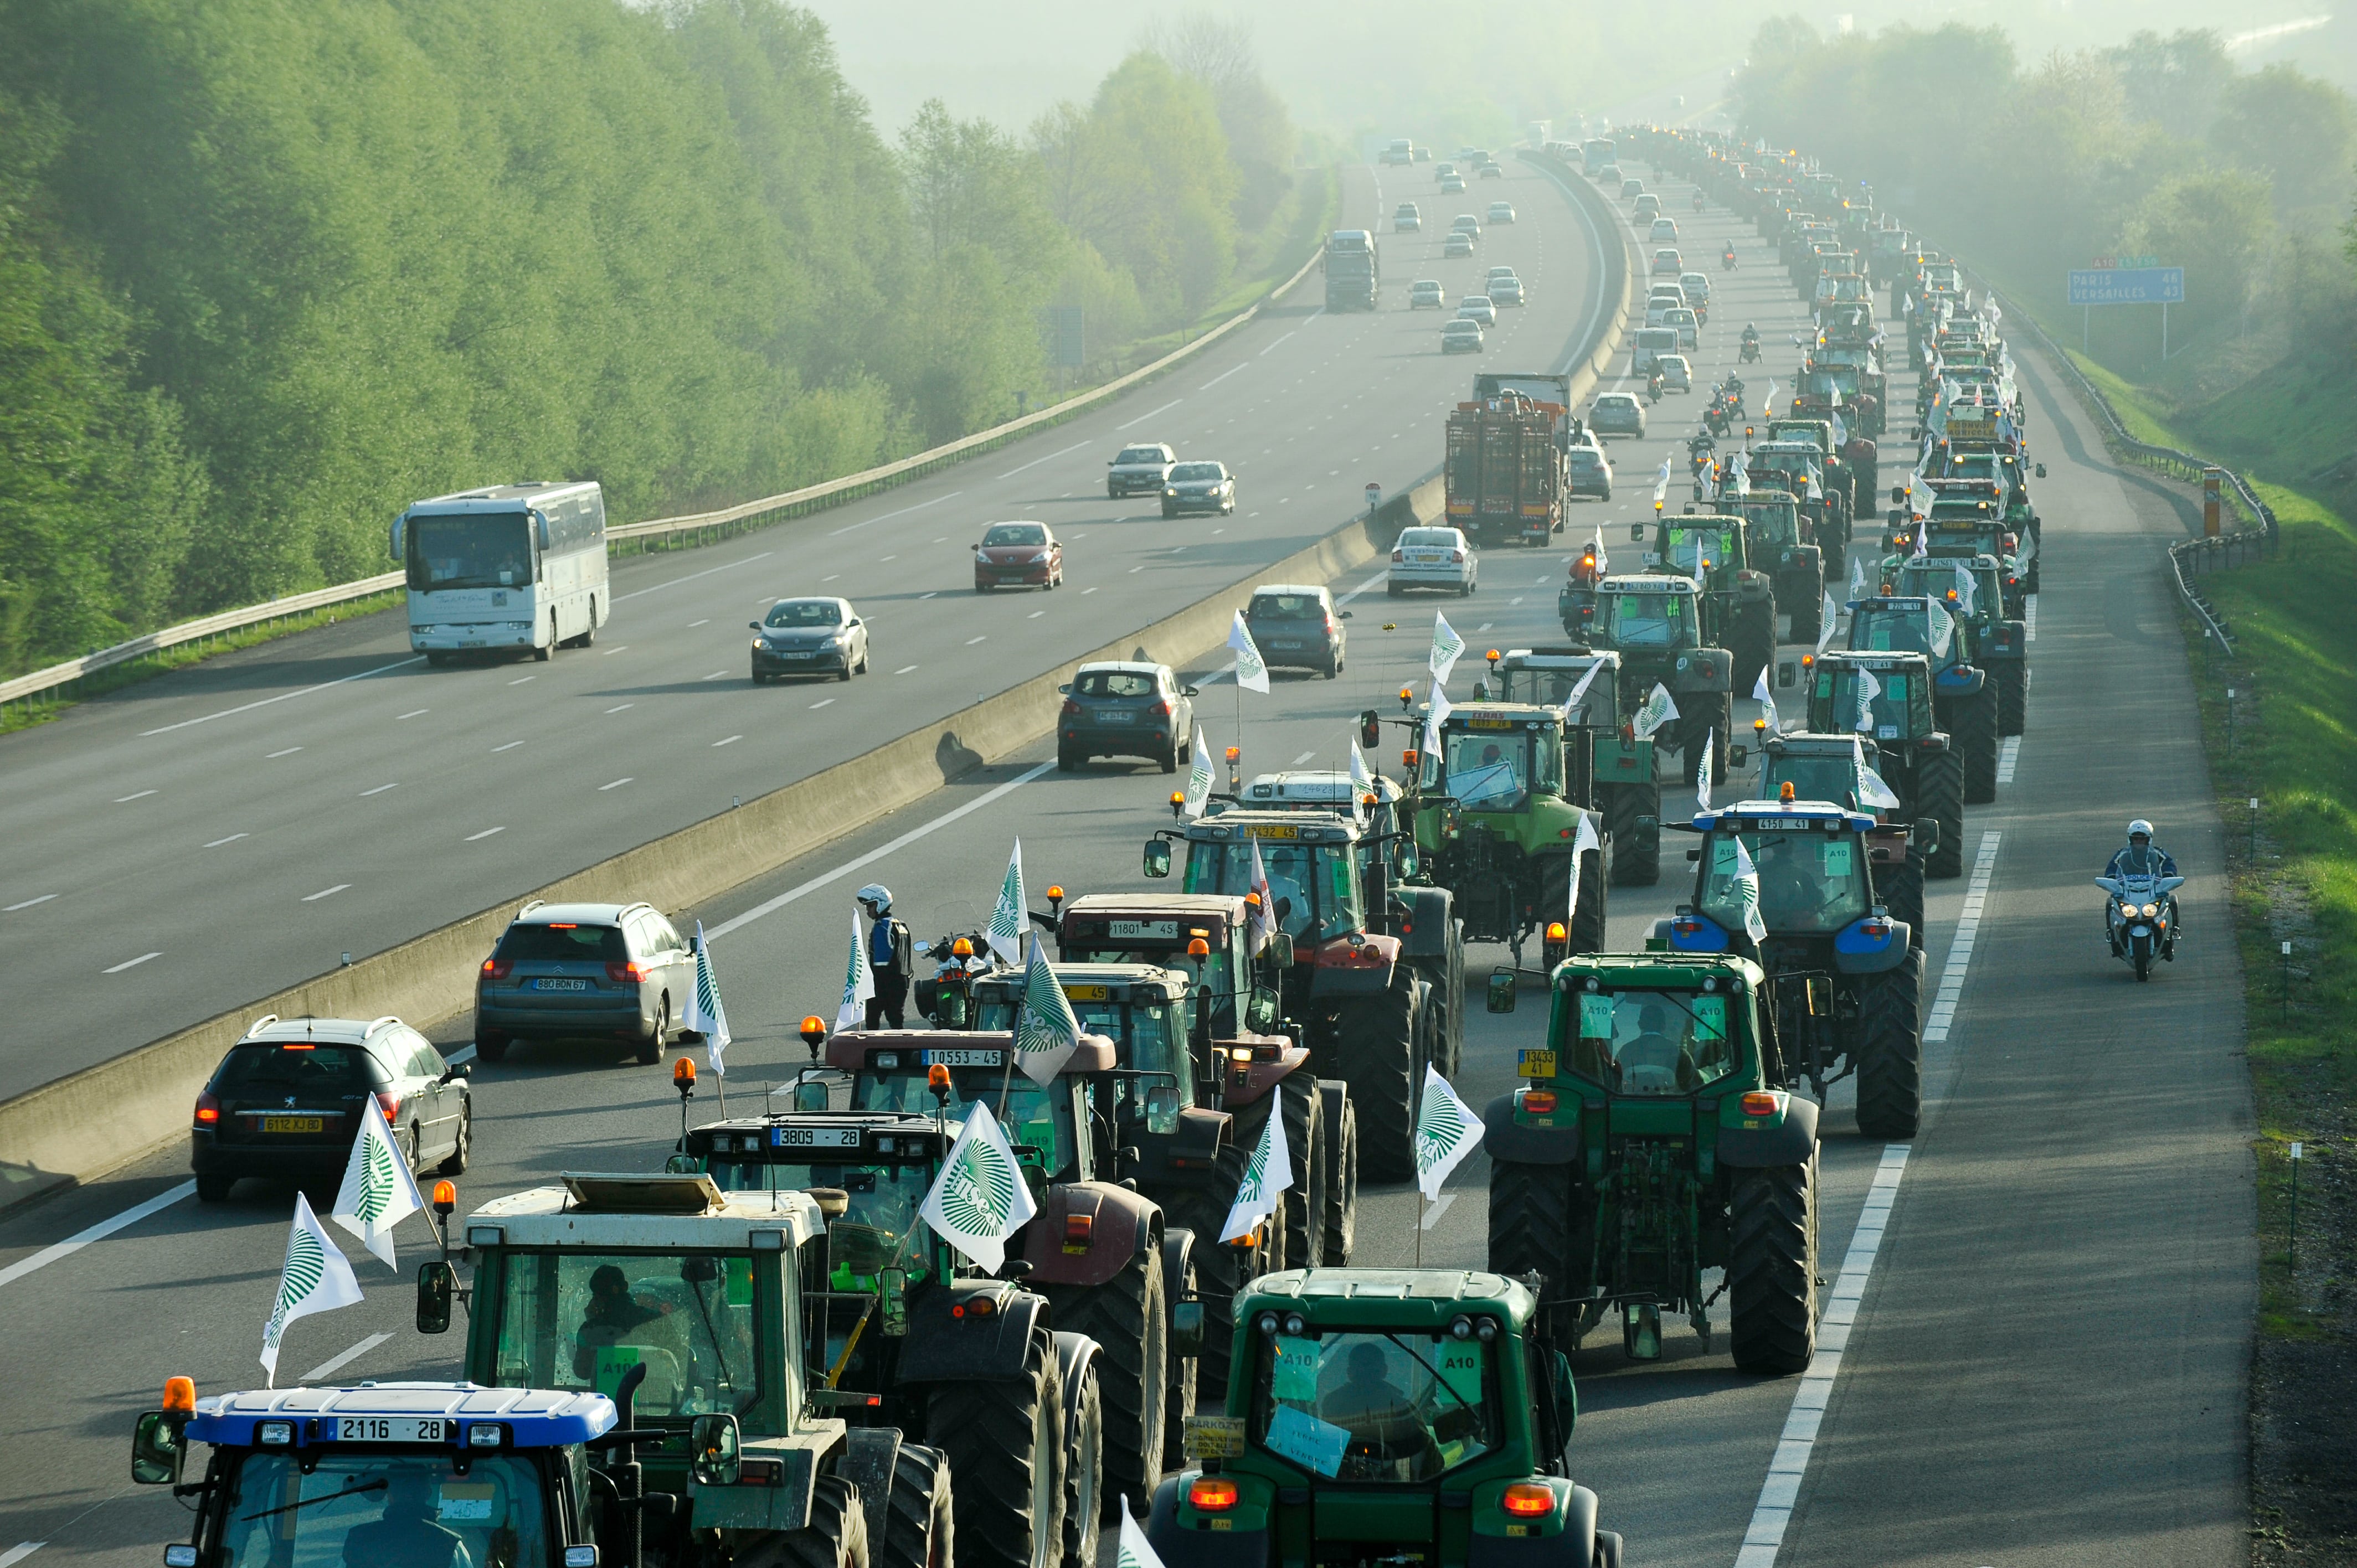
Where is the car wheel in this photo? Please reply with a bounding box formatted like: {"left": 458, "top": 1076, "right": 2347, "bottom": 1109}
{"left": 195, "top": 1174, "right": 235, "bottom": 1203}
{"left": 476, "top": 1033, "right": 509, "bottom": 1063}
{"left": 424, "top": 652, "right": 450, "bottom": 668}
{"left": 636, "top": 998, "right": 668, "bottom": 1066}
{"left": 1058, "top": 749, "right": 1080, "bottom": 773}
{"left": 857, "top": 649, "right": 869, "bottom": 674}
{"left": 1162, "top": 507, "right": 1175, "bottom": 519}
{"left": 402, "top": 1122, "right": 422, "bottom": 1174}
{"left": 1162, "top": 741, "right": 1180, "bottom": 775}
{"left": 751, "top": 669, "right": 767, "bottom": 685}
{"left": 439, "top": 1102, "right": 472, "bottom": 1175}
{"left": 976, "top": 582, "right": 991, "bottom": 593}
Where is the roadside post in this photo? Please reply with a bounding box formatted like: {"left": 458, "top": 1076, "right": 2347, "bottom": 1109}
{"left": 2289, "top": 1142, "right": 2303, "bottom": 1271}
{"left": 2204, "top": 469, "right": 2222, "bottom": 538}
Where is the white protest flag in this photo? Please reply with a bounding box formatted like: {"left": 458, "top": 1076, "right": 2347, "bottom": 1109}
{"left": 1219, "top": 1096, "right": 1291, "bottom": 1241}
{"left": 260, "top": 1193, "right": 364, "bottom": 1386}
{"left": 1695, "top": 728, "right": 1713, "bottom": 810}
{"left": 1558, "top": 658, "right": 1604, "bottom": 725}
{"left": 1816, "top": 591, "right": 1839, "bottom": 656}
{"left": 685, "top": 921, "right": 732, "bottom": 1078}
{"left": 918, "top": 1099, "right": 1036, "bottom": 1273}
{"left": 1012, "top": 931, "right": 1082, "bottom": 1086}
{"left": 1763, "top": 379, "right": 1781, "bottom": 416}
{"left": 1413, "top": 1066, "right": 1484, "bottom": 1200}
{"left": 1227, "top": 610, "right": 1270, "bottom": 694}
{"left": 1564, "top": 812, "right": 1603, "bottom": 936}
{"left": 1730, "top": 838, "right": 1770, "bottom": 943}
{"left": 1910, "top": 524, "right": 1930, "bottom": 563}
{"left": 1753, "top": 667, "right": 1778, "bottom": 737}
{"left": 331, "top": 1092, "right": 426, "bottom": 1270}
{"left": 1430, "top": 611, "right": 1467, "bottom": 684}
{"left": 1182, "top": 728, "right": 1215, "bottom": 818}
{"left": 1832, "top": 411, "right": 1850, "bottom": 446}
{"left": 1849, "top": 556, "right": 1867, "bottom": 599}
{"left": 1349, "top": 735, "right": 1376, "bottom": 802}
{"left": 987, "top": 839, "right": 1027, "bottom": 966}
{"left": 1858, "top": 763, "right": 1905, "bottom": 811}
{"left": 835, "top": 903, "right": 873, "bottom": 1032}
{"left": 1588, "top": 525, "right": 1610, "bottom": 574}
{"left": 1854, "top": 668, "right": 1882, "bottom": 733}
{"left": 1117, "top": 1498, "right": 1169, "bottom": 1568}
{"left": 1246, "top": 837, "right": 1276, "bottom": 956}
{"left": 1952, "top": 559, "right": 1977, "bottom": 614}
{"left": 1632, "top": 682, "right": 1679, "bottom": 741}
{"left": 1730, "top": 461, "right": 1751, "bottom": 498}
{"left": 1421, "top": 683, "right": 1452, "bottom": 757}
{"left": 1926, "top": 598, "right": 1955, "bottom": 659}
{"left": 1652, "top": 458, "right": 1672, "bottom": 508}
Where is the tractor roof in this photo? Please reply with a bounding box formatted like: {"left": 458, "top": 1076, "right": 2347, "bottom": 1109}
{"left": 1444, "top": 702, "right": 1560, "bottom": 725}
{"left": 1499, "top": 646, "right": 1619, "bottom": 669}
{"left": 1241, "top": 1268, "right": 1537, "bottom": 1324}
{"left": 685, "top": 1111, "right": 949, "bottom": 1163}
{"left": 1692, "top": 798, "right": 1880, "bottom": 834}
{"left": 1244, "top": 770, "right": 1402, "bottom": 806}
{"left": 190, "top": 1385, "right": 615, "bottom": 1451}
{"left": 1762, "top": 731, "right": 1871, "bottom": 759}
{"left": 1550, "top": 951, "right": 1767, "bottom": 988}
{"left": 470, "top": 1180, "right": 825, "bottom": 1250}
{"left": 970, "top": 961, "right": 1190, "bottom": 1000}
{"left": 1597, "top": 574, "right": 1696, "bottom": 594}
{"left": 1812, "top": 648, "right": 1931, "bottom": 673}
{"left": 825, "top": 1028, "right": 1117, "bottom": 1077}
{"left": 1183, "top": 812, "right": 1361, "bottom": 844}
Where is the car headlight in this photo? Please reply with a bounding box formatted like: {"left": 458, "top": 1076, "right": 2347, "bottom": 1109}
{"left": 975, "top": 550, "right": 991, "bottom": 563}
{"left": 1165, "top": 487, "right": 1178, "bottom": 496}
{"left": 1031, "top": 553, "right": 1051, "bottom": 564}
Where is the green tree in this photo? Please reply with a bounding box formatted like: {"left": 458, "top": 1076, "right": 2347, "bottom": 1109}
{"left": 2210, "top": 65, "right": 2357, "bottom": 220}
{"left": 2123, "top": 169, "right": 2275, "bottom": 336}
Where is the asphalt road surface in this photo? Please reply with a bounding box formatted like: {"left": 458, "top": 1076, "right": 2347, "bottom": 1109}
{"left": 0, "top": 155, "right": 1607, "bottom": 1102}
{"left": 0, "top": 157, "right": 2251, "bottom": 1568}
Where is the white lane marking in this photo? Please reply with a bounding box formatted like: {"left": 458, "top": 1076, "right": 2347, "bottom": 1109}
{"left": 689, "top": 619, "right": 710, "bottom": 629}
{"left": 1260, "top": 331, "right": 1296, "bottom": 357}
{"left": 598, "top": 778, "right": 633, "bottom": 791}
{"left": 1200, "top": 363, "right": 1248, "bottom": 391}
{"left": 998, "top": 440, "right": 1089, "bottom": 479}
{"left": 507, "top": 676, "right": 534, "bottom": 685}
{"left": 1028, "top": 610, "right": 1046, "bottom": 619}
{"left": 1923, "top": 831, "right": 2002, "bottom": 1044}
{"left": 114, "top": 790, "right": 157, "bottom": 803}
{"left": 0, "top": 1543, "right": 45, "bottom": 1568}
{"left": 0, "top": 1179, "right": 195, "bottom": 1290}
{"left": 1333, "top": 570, "right": 1390, "bottom": 607}
{"left": 266, "top": 746, "right": 302, "bottom": 759}
{"left": 141, "top": 656, "right": 424, "bottom": 736}
{"left": 1420, "top": 1193, "right": 1457, "bottom": 1230}
{"left": 709, "top": 761, "right": 1058, "bottom": 941}
{"left": 1117, "top": 399, "right": 1182, "bottom": 432}
{"left": 614, "top": 550, "right": 775, "bottom": 602}
{"left": 204, "top": 833, "right": 248, "bottom": 848}
{"left": 1293, "top": 751, "right": 1317, "bottom": 765}
{"left": 302, "top": 884, "right": 350, "bottom": 902}
{"left": 893, "top": 665, "right": 918, "bottom": 675}
{"left": 810, "top": 698, "right": 835, "bottom": 710}
{"left": 599, "top": 645, "right": 629, "bottom": 657}
{"left": 919, "top": 591, "right": 939, "bottom": 600}
{"left": 491, "top": 740, "right": 524, "bottom": 752}
{"left": 361, "top": 782, "right": 399, "bottom": 797}
{"left": 4, "top": 894, "right": 58, "bottom": 912}
{"left": 713, "top": 735, "right": 743, "bottom": 748}
{"left": 1082, "top": 586, "right": 1099, "bottom": 595}
{"left": 879, "top": 555, "right": 896, "bottom": 564}
{"left": 1996, "top": 736, "right": 2020, "bottom": 785}
{"left": 703, "top": 670, "right": 729, "bottom": 682}
{"left": 605, "top": 703, "right": 634, "bottom": 714}
{"left": 397, "top": 708, "right": 429, "bottom": 720}
{"left": 103, "top": 952, "right": 161, "bottom": 974}
{"left": 830, "top": 492, "right": 960, "bottom": 538}
{"left": 2023, "top": 594, "right": 2037, "bottom": 641}
{"left": 966, "top": 635, "right": 988, "bottom": 644}
{"left": 303, "top": 1332, "right": 394, "bottom": 1384}
{"left": 1733, "top": 1143, "right": 1911, "bottom": 1568}
{"left": 465, "top": 826, "right": 506, "bottom": 841}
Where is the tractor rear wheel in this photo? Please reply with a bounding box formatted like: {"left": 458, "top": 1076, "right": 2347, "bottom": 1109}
{"left": 1556, "top": 839, "right": 1608, "bottom": 955}
{"left": 1318, "top": 1081, "right": 1358, "bottom": 1264}
{"left": 1919, "top": 749, "right": 1965, "bottom": 879}
{"left": 1155, "top": 1142, "right": 1255, "bottom": 1405}
{"left": 1488, "top": 1158, "right": 1592, "bottom": 1343}
{"left": 1274, "top": 1076, "right": 1328, "bottom": 1273}
{"left": 1335, "top": 969, "right": 1424, "bottom": 1184}
{"left": 742, "top": 1474, "right": 871, "bottom": 1568}
{"left": 929, "top": 1329, "right": 1065, "bottom": 1568}
{"left": 1787, "top": 582, "right": 1821, "bottom": 646}
{"left": 1958, "top": 685, "right": 1999, "bottom": 804}
{"left": 1607, "top": 780, "right": 1661, "bottom": 886}
{"left": 1043, "top": 1246, "right": 1165, "bottom": 1525}
{"left": 1854, "top": 948, "right": 1924, "bottom": 1139}
{"left": 1682, "top": 695, "right": 1731, "bottom": 788}
{"left": 1060, "top": 1357, "right": 1103, "bottom": 1568}
{"left": 1877, "top": 850, "right": 1924, "bottom": 948}
{"left": 1728, "top": 1148, "right": 1819, "bottom": 1375}
{"left": 1997, "top": 662, "right": 2026, "bottom": 736}
{"left": 1731, "top": 598, "right": 1776, "bottom": 695}
{"left": 880, "top": 1443, "right": 954, "bottom": 1568}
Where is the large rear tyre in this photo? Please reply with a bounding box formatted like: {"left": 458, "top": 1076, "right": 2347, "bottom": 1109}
{"left": 1043, "top": 1246, "right": 1165, "bottom": 1524}
{"left": 1318, "top": 1081, "right": 1357, "bottom": 1264}
{"left": 929, "top": 1329, "right": 1066, "bottom": 1568}
{"left": 1787, "top": 582, "right": 1822, "bottom": 647}
{"left": 1571, "top": 834, "right": 1610, "bottom": 953}
{"left": 1958, "top": 685, "right": 1999, "bottom": 804}
{"left": 1682, "top": 695, "right": 1731, "bottom": 787}
{"left": 1334, "top": 971, "right": 1423, "bottom": 1184}
{"left": 1731, "top": 597, "right": 1776, "bottom": 696}
{"left": 1997, "top": 662, "right": 2026, "bottom": 737}
{"left": 1877, "top": 850, "right": 1924, "bottom": 949}
{"left": 1606, "top": 780, "right": 1661, "bottom": 886}
{"left": 1059, "top": 1358, "right": 1103, "bottom": 1568}
{"left": 1854, "top": 948, "right": 1923, "bottom": 1139}
{"left": 880, "top": 1444, "right": 954, "bottom": 1568}
{"left": 1728, "top": 1149, "right": 1819, "bottom": 1375}
{"left": 1273, "top": 1077, "right": 1327, "bottom": 1282}
{"left": 1487, "top": 1158, "right": 1592, "bottom": 1343}
{"left": 1920, "top": 748, "right": 1965, "bottom": 879}
{"left": 1155, "top": 1144, "right": 1255, "bottom": 1405}
{"left": 742, "top": 1474, "right": 871, "bottom": 1568}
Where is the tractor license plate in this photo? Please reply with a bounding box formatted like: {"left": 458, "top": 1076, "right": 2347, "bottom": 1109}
{"left": 923, "top": 1049, "right": 1005, "bottom": 1068}
{"left": 1247, "top": 824, "right": 1299, "bottom": 839}
{"left": 262, "top": 1117, "right": 323, "bottom": 1133}
{"left": 769, "top": 1126, "right": 861, "bottom": 1149}
{"left": 333, "top": 1417, "right": 450, "bottom": 1444}
{"left": 1062, "top": 984, "right": 1111, "bottom": 1002}
{"left": 1467, "top": 716, "right": 1515, "bottom": 730}
{"left": 1183, "top": 1416, "right": 1246, "bottom": 1460}
{"left": 1110, "top": 920, "right": 1177, "bottom": 940}
{"left": 1517, "top": 1049, "right": 1558, "bottom": 1079}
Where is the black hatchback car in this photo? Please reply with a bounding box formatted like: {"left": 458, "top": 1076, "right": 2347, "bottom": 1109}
{"left": 191, "top": 1015, "right": 472, "bottom": 1201}
{"left": 1058, "top": 661, "right": 1200, "bottom": 772}
{"left": 1244, "top": 584, "right": 1350, "bottom": 678}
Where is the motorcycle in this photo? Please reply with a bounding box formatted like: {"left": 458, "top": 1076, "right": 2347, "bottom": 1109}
{"left": 914, "top": 931, "right": 1001, "bottom": 1024}
{"left": 1692, "top": 191, "right": 1706, "bottom": 213}
{"left": 1738, "top": 335, "right": 1761, "bottom": 364}
{"left": 1645, "top": 369, "right": 1665, "bottom": 405}
{"left": 1722, "top": 247, "right": 1737, "bottom": 271}
{"left": 1686, "top": 435, "right": 1716, "bottom": 476}
{"left": 1704, "top": 400, "right": 1732, "bottom": 439}
{"left": 2095, "top": 873, "right": 2185, "bottom": 981}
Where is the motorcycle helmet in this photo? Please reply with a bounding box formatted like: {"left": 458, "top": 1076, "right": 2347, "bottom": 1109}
{"left": 2126, "top": 819, "right": 2153, "bottom": 844}
{"left": 856, "top": 883, "right": 893, "bottom": 916}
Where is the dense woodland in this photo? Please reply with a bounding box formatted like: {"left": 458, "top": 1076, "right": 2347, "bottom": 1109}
{"left": 1735, "top": 22, "right": 2357, "bottom": 391}
{"left": 0, "top": 0, "right": 1303, "bottom": 678}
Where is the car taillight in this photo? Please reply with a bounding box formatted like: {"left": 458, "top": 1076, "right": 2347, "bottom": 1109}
{"left": 1061, "top": 699, "right": 1080, "bottom": 717}
{"left": 1450, "top": 550, "right": 1465, "bottom": 563}
{"left": 607, "top": 961, "right": 646, "bottom": 984}
{"left": 482, "top": 958, "right": 513, "bottom": 981}
{"left": 1155, "top": 699, "right": 1174, "bottom": 719}
{"left": 194, "top": 1091, "right": 220, "bottom": 1127}
{"left": 375, "top": 1092, "right": 403, "bottom": 1121}
{"left": 1392, "top": 549, "right": 1404, "bottom": 561}
{"left": 1188, "top": 1477, "right": 1238, "bottom": 1513}
{"left": 1502, "top": 1482, "right": 1556, "bottom": 1518}
{"left": 1325, "top": 615, "right": 1338, "bottom": 634}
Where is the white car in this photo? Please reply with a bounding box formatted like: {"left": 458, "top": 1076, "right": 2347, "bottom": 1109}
{"left": 1679, "top": 271, "right": 1713, "bottom": 305}
{"left": 1457, "top": 296, "right": 1497, "bottom": 325}
{"left": 1657, "top": 354, "right": 1693, "bottom": 393}
{"left": 1453, "top": 215, "right": 1483, "bottom": 240}
{"left": 1395, "top": 202, "right": 1422, "bottom": 231}
{"left": 1645, "top": 292, "right": 1684, "bottom": 327}
{"left": 1664, "top": 307, "right": 1700, "bottom": 349}
{"left": 1488, "top": 200, "right": 1517, "bottom": 224}
{"left": 1649, "top": 218, "right": 1681, "bottom": 245}
{"left": 1388, "top": 525, "right": 1478, "bottom": 596}
{"left": 1634, "top": 194, "right": 1661, "bottom": 219}
{"left": 1651, "top": 248, "right": 1684, "bottom": 275}
{"left": 1441, "top": 318, "right": 1486, "bottom": 354}
{"left": 1409, "top": 278, "right": 1448, "bottom": 308}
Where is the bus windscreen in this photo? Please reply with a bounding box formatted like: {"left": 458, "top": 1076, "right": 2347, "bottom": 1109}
{"left": 410, "top": 512, "right": 531, "bottom": 591}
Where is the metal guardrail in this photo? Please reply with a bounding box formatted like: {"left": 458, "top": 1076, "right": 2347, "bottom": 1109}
{"left": 1, "top": 218, "right": 1335, "bottom": 716}
{"left": 2167, "top": 529, "right": 2273, "bottom": 655}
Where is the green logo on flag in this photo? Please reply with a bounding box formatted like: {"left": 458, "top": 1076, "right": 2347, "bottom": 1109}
{"left": 354, "top": 1134, "right": 395, "bottom": 1227}
{"left": 939, "top": 1132, "right": 1019, "bottom": 1237}
{"left": 1416, "top": 1089, "right": 1470, "bottom": 1174}
{"left": 264, "top": 1225, "right": 326, "bottom": 1346}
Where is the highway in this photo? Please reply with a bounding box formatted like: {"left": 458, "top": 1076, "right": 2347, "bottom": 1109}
{"left": 0, "top": 155, "right": 1607, "bottom": 1102}
{"left": 0, "top": 153, "right": 2252, "bottom": 1568}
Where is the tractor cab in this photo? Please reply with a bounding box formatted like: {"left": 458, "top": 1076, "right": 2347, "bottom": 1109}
{"left": 1056, "top": 892, "right": 1279, "bottom": 1039}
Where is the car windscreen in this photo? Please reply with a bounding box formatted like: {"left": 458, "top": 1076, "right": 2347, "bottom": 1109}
{"left": 1170, "top": 463, "right": 1223, "bottom": 482}
{"left": 1076, "top": 669, "right": 1156, "bottom": 698}
{"left": 1182, "top": 839, "right": 1362, "bottom": 944}
{"left": 1764, "top": 751, "right": 1870, "bottom": 810}
{"left": 1440, "top": 726, "right": 1559, "bottom": 810}
{"left": 214, "top": 1043, "right": 379, "bottom": 1094}
{"left": 408, "top": 512, "right": 531, "bottom": 592}
{"left": 1115, "top": 448, "right": 1167, "bottom": 465}
{"left": 495, "top": 922, "right": 629, "bottom": 963}
{"left": 1563, "top": 987, "right": 1742, "bottom": 1095}
{"left": 706, "top": 1158, "right": 932, "bottom": 1279}
{"left": 1249, "top": 595, "right": 1324, "bottom": 621}
{"left": 1398, "top": 530, "right": 1456, "bottom": 548}
{"left": 764, "top": 600, "right": 841, "bottom": 627}
{"left": 982, "top": 524, "right": 1047, "bottom": 546}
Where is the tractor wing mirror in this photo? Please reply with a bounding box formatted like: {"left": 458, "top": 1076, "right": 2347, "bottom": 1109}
{"left": 1728, "top": 744, "right": 1748, "bottom": 767}
{"left": 2035, "top": 463, "right": 2047, "bottom": 478}
{"left": 1143, "top": 840, "right": 1172, "bottom": 879}
{"left": 1486, "top": 971, "right": 1517, "bottom": 1013}
{"left": 1267, "top": 932, "right": 1295, "bottom": 968}
{"left": 689, "top": 1414, "right": 742, "bottom": 1488}
{"left": 1912, "top": 817, "right": 1940, "bottom": 854}
{"left": 416, "top": 1260, "right": 457, "bottom": 1335}
{"left": 1629, "top": 522, "right": 1646, "bottom": 541}
{"left": 131, "top": 1411, "right": 185, "bottom": 1486}
{"left": 1171, "top": 1301, "right": 1207, "bottom": 1356}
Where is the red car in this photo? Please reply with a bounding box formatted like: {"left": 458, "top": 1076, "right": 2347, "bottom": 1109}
{"left": 973, "top": 520, "right": 1064, "bottom": 591}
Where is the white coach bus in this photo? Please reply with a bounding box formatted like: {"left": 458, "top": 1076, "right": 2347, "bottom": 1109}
{"left": 391, "top": 481, "right": 608, "bottom": 665}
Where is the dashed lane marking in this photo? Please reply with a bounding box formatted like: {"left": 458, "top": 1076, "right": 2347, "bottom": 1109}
{"left": 0, "top": 1180, "right": 193, "bottom": 1290}
{"left": 1924, "top": 831, "right": 2002, "bottom": 1044}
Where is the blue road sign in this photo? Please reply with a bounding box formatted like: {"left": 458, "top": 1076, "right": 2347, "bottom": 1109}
{"left": 2068, "top": 267, "right": 2184, "bottom": 306}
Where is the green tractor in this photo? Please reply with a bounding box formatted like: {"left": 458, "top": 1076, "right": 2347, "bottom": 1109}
{"left": 1483, "top": 952, "right": 1823, "bottom": 1372}
{"left": 1804, "top": 649, "right": 1965, "bottom": 879}
{"left": 1645, "top": 510, "right": 1776, "bottom": 695}
{"left": 1146, "top": 1268, "right": 1623, "bottom": 1568}
{"left": 1484, "top": 646, "right": 1664, "bottom": 885}
{"left": 1720, "top": 488, "right": 1828, "bottom": 643}
{"left": 1883, "top": 553, "right": 2028, "bottom": 736}
{"left": 1846, "top": 593, "right": 2000, "bottom": 803}
{"left": 1577, "top": 573, "right": 1735, "bottom": 785}
{"left": 1654, "top": 797, "right": 1924, "bottom": 1137}
{"left": 1401, "top": 700, "right": 1611, "bottom": 965}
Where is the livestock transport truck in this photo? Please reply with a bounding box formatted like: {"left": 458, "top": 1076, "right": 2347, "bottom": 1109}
{"left": 1446, "top": 393, "right": 1568, "bottom": 548}
{"left": 1325, "top": 230, "right": 1381, "bottom": 311}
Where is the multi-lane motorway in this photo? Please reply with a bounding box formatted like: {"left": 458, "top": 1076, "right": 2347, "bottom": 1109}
{"left": 0, "top": 156, "right": 1605, "bottom": 1101}
{"left": 0, "top": 151, "right": 2251, "bottom": 1568}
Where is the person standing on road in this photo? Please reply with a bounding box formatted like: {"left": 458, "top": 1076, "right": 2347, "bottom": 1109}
{"left": 859, "top": 884, "right": 913, "bottom": 1029}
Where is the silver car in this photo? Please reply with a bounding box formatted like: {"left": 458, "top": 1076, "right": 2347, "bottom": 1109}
{"left": 1442, "top": 319, "right": 1486, "bottom": 353}
{"left": 1108, "top": 442, "right": 1176, "bottom": 497}
{"left": 1388, "top": 525, "right": 1478, "bottom": 596}
{"left": 1591, "top": 393, "right": 1647, "bottom": 438}
{"left": 1409, "top": 279, "right": 1448, "bottom": 308}
{"left": 750, "top": 596, "right": 868, "bottom": 683}
{"left": 475, "top": 901, "right": 697, "bottom": 1064}
{"left": 1162, "top": 460, "right": 1236, "bottom": 517}
{"left": 1488, "top": 276, "right": 1526, "bottom": 308}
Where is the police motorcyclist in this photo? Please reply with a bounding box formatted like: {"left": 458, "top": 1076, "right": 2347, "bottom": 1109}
{"left": 2102, "top": 821, "right": 2181, "bottom": 953}
{"left": 857, "top": 884, "right": 914, "bottom": 1028}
